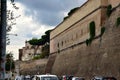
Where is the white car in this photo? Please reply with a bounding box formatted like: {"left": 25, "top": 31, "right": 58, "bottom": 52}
{"left": 35, "top": 74, "right": 59, "bottom": 80}
{"left": 15, "top": 75, "right": 22, "bottom": 80}
{"left": 72, "top": 77, "right": 85, "bottom": 80}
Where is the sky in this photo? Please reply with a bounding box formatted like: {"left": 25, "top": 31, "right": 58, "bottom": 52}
{"left": 6, "top": 0, "right": 87, "bottom": 60}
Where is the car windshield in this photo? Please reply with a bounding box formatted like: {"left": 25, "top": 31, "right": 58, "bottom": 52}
{"left": 103, "top": 78, "right": 116, "bottom": 80}
{"left": 103, "top": 77, "right": 117, "bottom": 80}
{"left": 41, "top": 76, "right": 58, "bottom": 80}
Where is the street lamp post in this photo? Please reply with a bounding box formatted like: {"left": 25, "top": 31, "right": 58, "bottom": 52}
{"left": 0, "top": 0, "right": 7, "bottom": 80}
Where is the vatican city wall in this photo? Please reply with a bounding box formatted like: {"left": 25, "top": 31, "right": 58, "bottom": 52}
{"left": 19, "top": 59, "right": 48, "bottom": 75}
{"left": 47, "top": 0, "right": 120, "bottom": 79}
{"left": 50, "top": 0, "right": 108, "bottom": 40}
{"left": 50, "top": 0, "right": 107, "bottom": 54}
{"left": 109, "top": 0, "right": 120, "bottom": 7}
{"left": 51, "top": 7, "right": 120, "bottom": 79}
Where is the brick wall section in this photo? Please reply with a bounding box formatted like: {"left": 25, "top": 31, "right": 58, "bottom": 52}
{"left": 50, "top": 7, "right": 120, "bottom": 80}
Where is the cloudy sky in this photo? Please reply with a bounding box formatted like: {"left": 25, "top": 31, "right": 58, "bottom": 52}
{"left": 6, "top": 0, "right": 87, "bottom": 60}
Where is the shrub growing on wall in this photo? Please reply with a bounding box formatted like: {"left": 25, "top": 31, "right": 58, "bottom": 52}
{"left": 86, "top": 39, "right": 89, "bottom": 46}
{"left": 86, "top": 38, "right": 92, "bottom": 46}
{"left": 86, "top": 21, "right": 96, "bottom": 46}
{"left": 68, "top": 7, "right": 79, "bottom": 16}
{"left": 89, "top": 21, "right": 96, "bottom": 39}
{"left": 116, "top": 17, "right": 120, "bottom": 27}
{"left": 107, "top": 4, "right": 112, "bottom": 17}
{"left": 100, "top": 27, "right": 106, "bottom": 37}
{"left": 63, "top": 16, "right": 69, "bottom": 20}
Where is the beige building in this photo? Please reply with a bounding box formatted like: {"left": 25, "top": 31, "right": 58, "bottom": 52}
{"left": 50, "top": 0, "right": 120, "bottom": 54}
{"left": 19, "top": 41, "right": 42, "bottom": 61}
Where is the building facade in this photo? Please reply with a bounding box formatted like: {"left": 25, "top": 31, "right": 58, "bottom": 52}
{"left": 19, "top": 41, "right": 42, "bottom": 61}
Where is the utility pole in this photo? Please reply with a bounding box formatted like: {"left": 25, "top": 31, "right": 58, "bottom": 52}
{"left": 0, "top": 0, "right": 7, "bottom": 79}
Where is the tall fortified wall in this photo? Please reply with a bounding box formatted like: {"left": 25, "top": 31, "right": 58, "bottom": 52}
{"left": 50, "top": 0, "right": 108, "bottom": 54}
{"left": 47, "top": 0, "right": 120, "bottom": 79}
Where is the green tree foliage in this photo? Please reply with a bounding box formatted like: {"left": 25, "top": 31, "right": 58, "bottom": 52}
{"left": 41, "top": 35, "right": 47, "bottom": 44}
{"left": 29, "top": 29, "right": 52, "bottom": 59}
{"left": 6, "top": 1, "right": 19, "bottom": 45}
{"left": 33, "top": 55, "right": 41, "bottom": 60}
{"left": 33, "top": 44, "right": 49, "bottom": 59}
{"left": 28, "top": 29, "right": 52, "bottom": 45}
{"left": 28, "top": 38, "right": 39, "bottom": 45}
{"left": 5, "top": 52, "right": 15, "bottom": 71}
{"left": 45, "top": 30, "right": 52, "bottom": 43}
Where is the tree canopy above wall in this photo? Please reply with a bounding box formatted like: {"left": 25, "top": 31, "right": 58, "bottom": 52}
{"left": 28, "top": 29, "right": 52, "bottom": 46}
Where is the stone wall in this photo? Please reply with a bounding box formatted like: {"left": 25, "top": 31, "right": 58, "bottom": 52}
{"left": 109, "top": 0, "right": 120, "bottom": 7}
{"left": 19, "top": 59, "right": 48, "bottom": 75}
{"left": 50, "top": 0, "right": 108, "bottom": 54}
{"left": 50, "top": 0, "right": 108, "bottom": 39}
{"left": 48, "top": 0, "right": 120, "bottom": 79}
{"left": 50, "top": 7, "right": 120, "bottom": 80}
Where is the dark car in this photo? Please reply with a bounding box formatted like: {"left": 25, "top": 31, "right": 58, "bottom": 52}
{"left": 92, "top": 76, "right": 117, "bottom": 80}
{"left": 103, "top": 77, "right": 117, "bottom": 80}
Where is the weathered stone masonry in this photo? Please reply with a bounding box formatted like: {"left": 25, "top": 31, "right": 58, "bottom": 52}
{"left": 47, "top": 0, "right": 120, "bottom": 79}
{"left": 50, "top": 0, "right": 108, "bottom": 54}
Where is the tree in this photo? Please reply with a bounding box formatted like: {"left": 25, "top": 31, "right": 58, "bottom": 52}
{"left": 6, "top": 0, "right": 20, "bottom": 45}
{"left": 28, "top": 38, "right": 39, "bottom": 45}
{"left": 45, "top": 30, "right": 52, "bottom": 43}
{"left": 28, "top": 29, "right": 52, "bottom": 59}
{"left": 5, "top": 52, "right": 15, "bottom": 71}
{"left": 28, "top": 29, "right": 52, "bottom": 45}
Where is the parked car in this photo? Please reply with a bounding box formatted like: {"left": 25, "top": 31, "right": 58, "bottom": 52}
{"left": 92, "top": 76, "right": 117, "bottom": 80}
{"left": 103, "top": 77, "right": 117, "bottom": 80}
{"left": 15, "top": 75, "right": 22, "bottom": 80}
{"left": 35, "top": 74, "right": 59, "bottom": 80}
{"left": 72, "top": 77, "right": 85, "bottom": 80}
{"left": 62, "top": 75, "right": 74, "bottom": 80}
{"left": 25, "top": 75, "right": 31, "bottom": 80}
